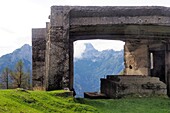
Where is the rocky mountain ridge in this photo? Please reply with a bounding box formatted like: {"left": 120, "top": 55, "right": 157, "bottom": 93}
{"left": 74, "top": 43, "right": 124, "bottom": 97}
{"left": 0, "top": 44, "right": 32, "bottom": 74}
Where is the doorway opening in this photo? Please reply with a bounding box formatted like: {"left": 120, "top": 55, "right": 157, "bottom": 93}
{"left": 73, "top": 39, "right": 125, "bottom": 97}
{"left": 150, "top": 51, "right": 165, "bottom": 83}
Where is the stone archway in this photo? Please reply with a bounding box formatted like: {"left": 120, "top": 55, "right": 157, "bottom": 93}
{"left": 32, "top": 6, "right": 170, "bottom": 96}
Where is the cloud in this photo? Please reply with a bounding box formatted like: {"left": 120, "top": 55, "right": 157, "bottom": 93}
{"left": 74, "top": 41, "right": 86, "bottom": 59}
{"left": 88, "top": 40, "right": 125, "bottom": 51}
{"left": 0, "top": 27, "right": 15, "bottom": 34}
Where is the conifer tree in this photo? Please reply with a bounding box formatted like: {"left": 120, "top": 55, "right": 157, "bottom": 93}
{"left": 1, "top": 67, "right": 10, "bottom": 89}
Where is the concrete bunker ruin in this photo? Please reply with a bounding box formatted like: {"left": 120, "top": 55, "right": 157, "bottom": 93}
{"left": 32, "top": 6, "right": 170, "bottom": 97}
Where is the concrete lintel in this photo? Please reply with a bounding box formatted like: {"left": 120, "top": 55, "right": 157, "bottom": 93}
{"left": 70, "top": 16, "right": 170, "bottom": 26}
{"left": 50, "top": 6, "right": 170, "bottom": 26}
{"left": 51, "top": 6, "right": 170, "bottom": 18}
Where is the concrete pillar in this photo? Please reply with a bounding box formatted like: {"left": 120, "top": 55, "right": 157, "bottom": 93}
{"left": 165, "top": 44, "right": 170, "bottom": 97}
{"left": 32, "top": 28, "right": 46, "bottom": 90}
{"left": 124, "top": 40, "right": 149, "bottom": 75}
{"left": 168, "top": 69, "right": 170, "bottom": 97}
{"left": 69, "top": 41, "right": 74, "bottom": 90}
{"left": 45, "top": 22, "right": 50, "bottom": 90}
{"left": 46, "top": 6, "right": 71, "bottom": 90}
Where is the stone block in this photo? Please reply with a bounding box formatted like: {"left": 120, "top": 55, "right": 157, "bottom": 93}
{"left": 101, "top": 75, "right": 167, "bottom": 98}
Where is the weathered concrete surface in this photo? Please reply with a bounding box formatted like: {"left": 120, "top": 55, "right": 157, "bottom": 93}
{"left": 101, "top": 75, "right": 167, "bottom": 98}
{"left": 45, "top": 6, "right": 71, "bottom": 90}
{"left": 165, "top": 44, "right": 170, "bottom": 97}
{"left": 50, "top": 6, "right": 170, "bottom": 26}
{"left": 32, "top": 6, "right": 170, "bottom": 97}
{"left": 46, "top": 26, "right": 70, "bottom": 90}
{"left": 32, "top": 28, "right": 46, "bottom": 90}
{"left": 124, "top": 40, "right": 149, "bottom": 75}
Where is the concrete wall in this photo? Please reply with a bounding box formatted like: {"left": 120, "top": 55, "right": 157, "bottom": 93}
{"left": 165, "top": 44, "right": 170, "bottom": 96}
{"left": 46, "top": 26, "right": 70, "bottom": 90}
{"left": 124, "top": 40, "right": 149, "bottom": 75}
{"left": 45, "top": 7, "right": 71, "bottom": 90}
{"left": 32, "top": 28, "right": 46, "bottom": 90}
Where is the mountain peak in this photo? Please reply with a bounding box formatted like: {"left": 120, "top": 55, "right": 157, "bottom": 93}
{"left": 81, "top": 43, "right": 99, "bottom": 59}
{"left": 85, "top": 43, "right": 94, "bottom": 49}
{"left": 13, "top": 44, "right": 31, "bottom": 55}
{"left": 22, "top": 44, "right": 31, "bottom": 48}
{"left": 0, "top": 44, "right": 32, "bottom": 74}
{"left": 20, "top": 44, "right": 31, "bottom": 51}
{"left": 84, "top": 43, "right": 96, "bottom": 52}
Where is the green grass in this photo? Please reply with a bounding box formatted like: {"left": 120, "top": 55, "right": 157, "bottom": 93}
{"left": 0, "top": 89, "right": 98, "bottom": 113}
{"left": 76, "top": 96, "right": 170, "bottom": 113}
{"left": 0, "top": 89, "right": 169, "bottom": 113}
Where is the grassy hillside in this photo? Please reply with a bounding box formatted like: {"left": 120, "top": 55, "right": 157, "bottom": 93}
{"left": 0, "top": 89, "right": 98, "bottom": 113}
{"left": 0, "top": 89, "right": 169, "bottom": 113}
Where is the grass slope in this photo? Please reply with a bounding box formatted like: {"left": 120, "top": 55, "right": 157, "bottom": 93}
{"left": 0, "top": 89, "right": 169, "bottom": 113}
{"left": 0, "top": 89, "right": 98, "bottom": 113}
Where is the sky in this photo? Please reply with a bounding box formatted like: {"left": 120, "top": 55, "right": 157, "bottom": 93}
{"left": 0, "top": 0, "right": 170, "bottom": 57}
